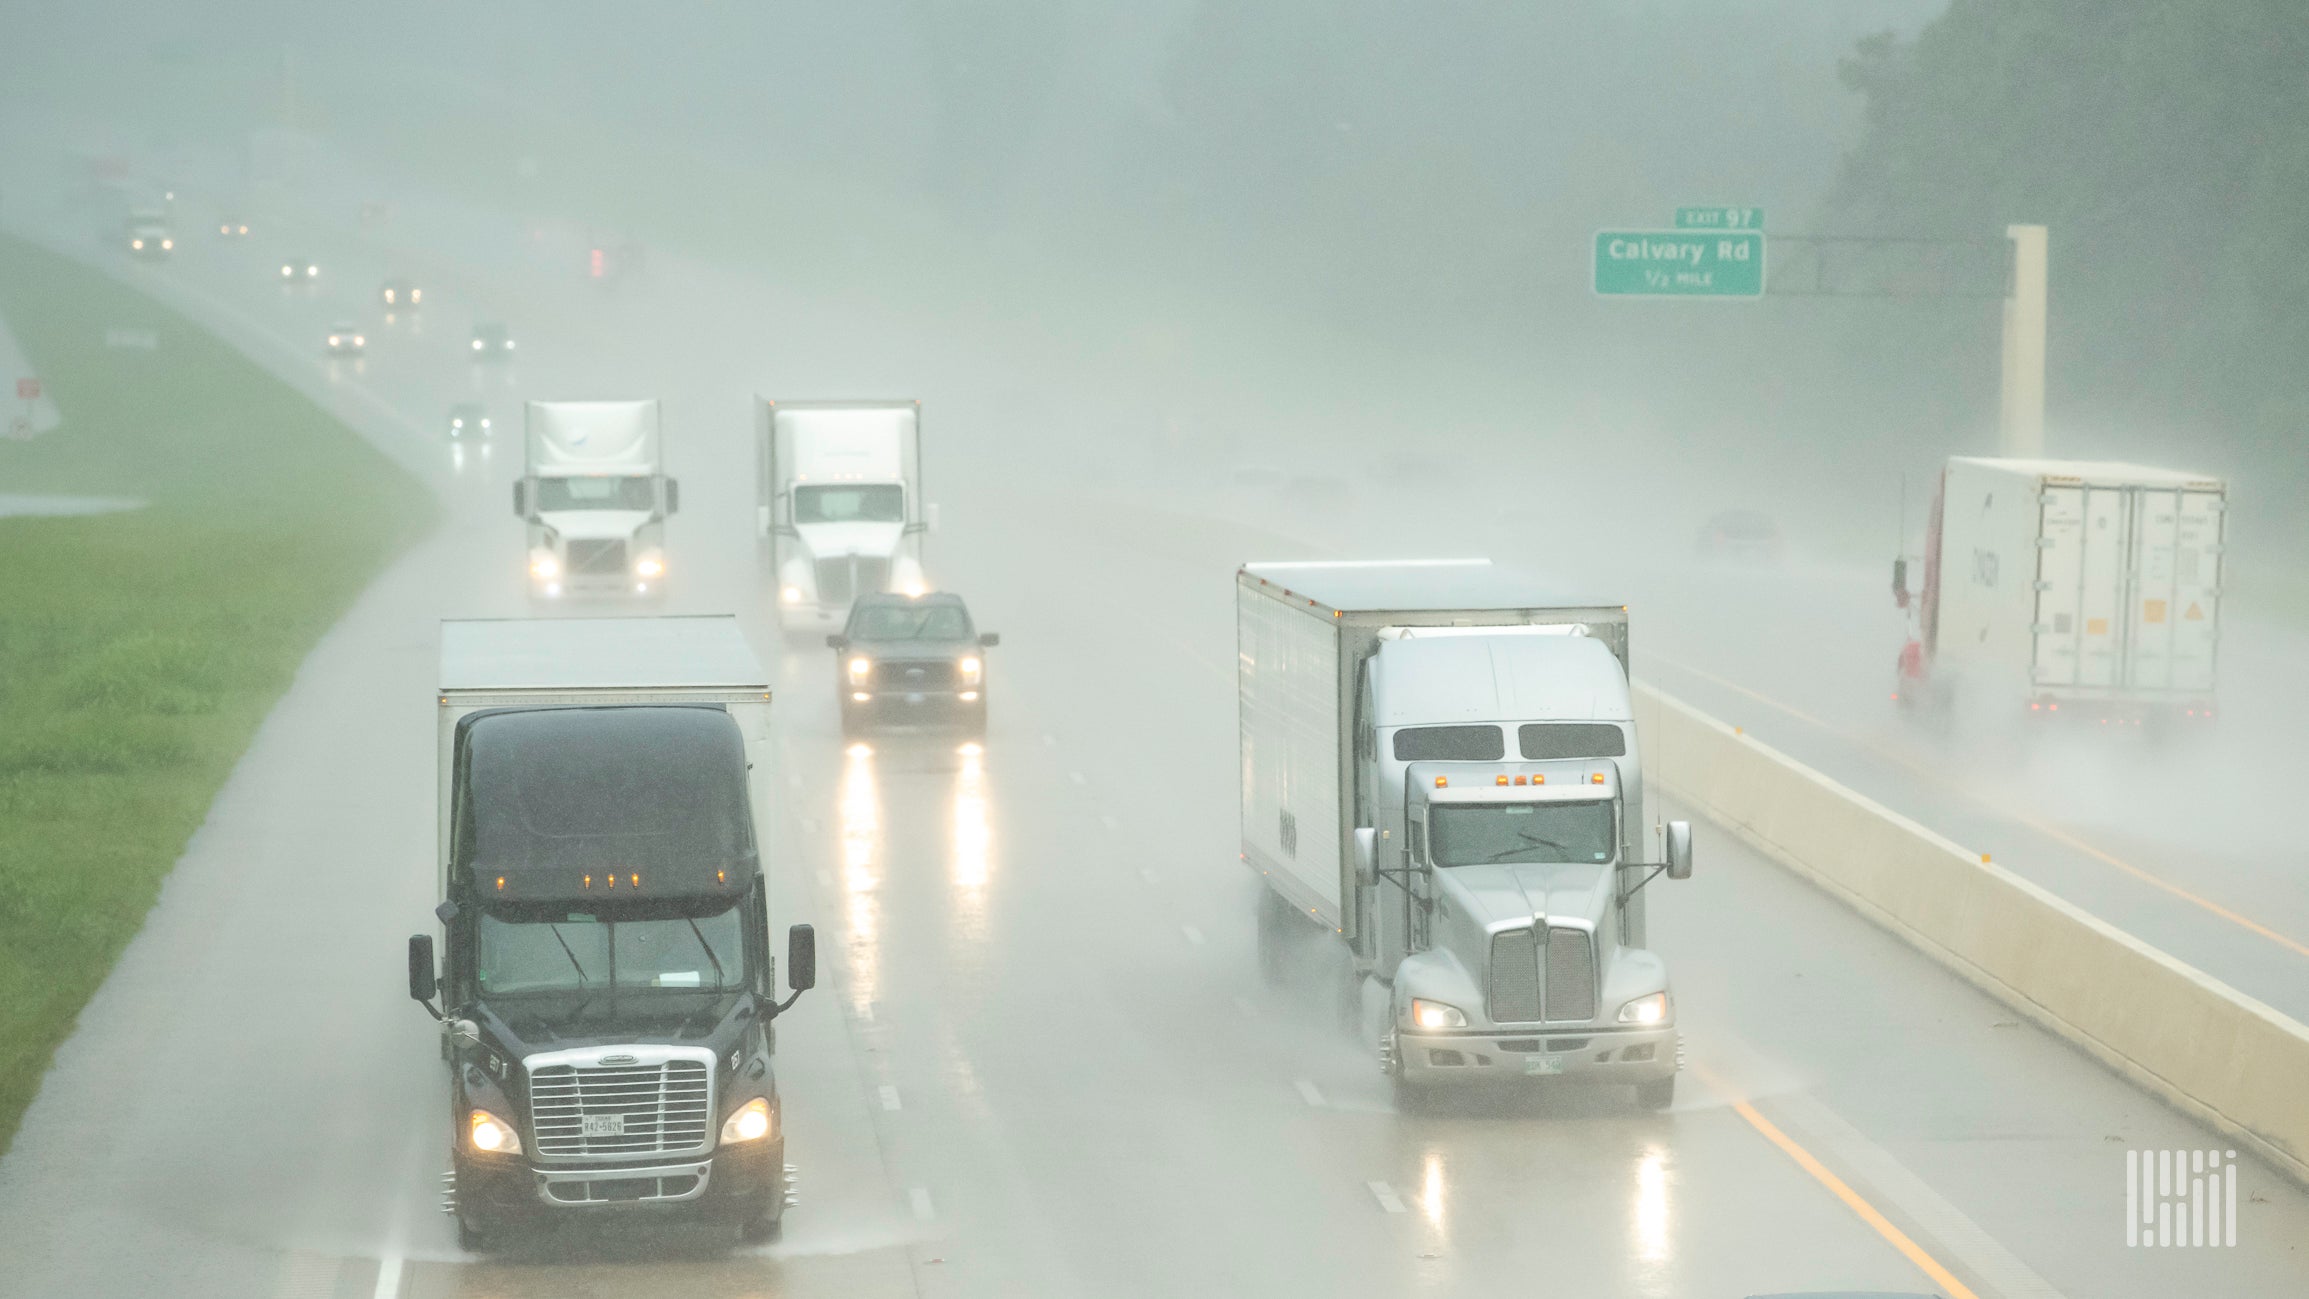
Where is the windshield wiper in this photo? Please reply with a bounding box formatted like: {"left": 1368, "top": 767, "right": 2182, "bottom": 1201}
{"left": 547, "top": 924, "right": 591, "bottom": 986}
{"left": 684, "top": 917, "right": 728, "bottom": 991}
{"left": 1476, "top": 831, "right": 1577, "bottom": 864}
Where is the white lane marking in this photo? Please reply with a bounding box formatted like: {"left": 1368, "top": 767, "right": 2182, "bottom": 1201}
{"left": 1295, "top": 1078, "right": 1326, "bottom": 1107}
{"left": 878, "top": 1085, "right": 902, "bottom": 1112}
{"left": 910, "top": 1187, "right": 936, "bottom": 1220}
{"left": 1232, "top": 996, "right": 1257, "bottom": 1018}
{"left": 1182, "top": 925, "right": 1205, "bottom": 946}
{"left": 1068, "top": 771, "right": 1087, "bottom": 786}
{"left": 1367, "top": 1180, "right": 1407, "bottom": 1213}
{"left": 1101, "top": 814, "right": 1120, "bottom": 831}
{"left": 372, "top": 1254, "right": 403, "bottom": 1299}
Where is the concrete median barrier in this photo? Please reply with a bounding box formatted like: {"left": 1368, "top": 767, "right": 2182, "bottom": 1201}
{"left": 1633, "top": 683, "right": 2309, "bottom": 1184}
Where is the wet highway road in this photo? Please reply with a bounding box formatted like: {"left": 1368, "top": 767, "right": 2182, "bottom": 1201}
{"left": 2, "top": 128, "right": 2308, "bottom": 1298}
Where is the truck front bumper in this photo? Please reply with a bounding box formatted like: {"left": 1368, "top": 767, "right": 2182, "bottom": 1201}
{"left": 1389, "top": 1025, "right": 1679, "bottom": 1085}
{"left": 456, "top": 1137, "right": 783, "bottom": 1223}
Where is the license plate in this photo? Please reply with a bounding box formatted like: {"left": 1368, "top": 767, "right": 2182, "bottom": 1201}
{"left": 1524, "top": 1055, "right": 1566, "bottom": 1076}
{"left": 581, "top": 1114, "right": 627, "bottom": 1138}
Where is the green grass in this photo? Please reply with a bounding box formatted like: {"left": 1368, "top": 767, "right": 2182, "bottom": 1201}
{"left": 0, "top": 233, "right": 433, "bottom": 1153}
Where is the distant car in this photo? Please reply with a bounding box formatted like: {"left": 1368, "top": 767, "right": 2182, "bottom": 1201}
{"left": 1696, "top": 509, "right": 1784, "bottom": 565}
{"left": 379, "top": 277, "right": 423, "bottom": 310}
{"left": 216, "top": 218, "right": 249, "bottom": 238}
{"left": 469, "top": 322, "right": 515, "bottom": 360}
{"left": 325, "top": 322, "right": 367, "bottom": 357}
{"left": 446, "top": 402, "right": 491, "bottom": 439}
{"left": 280, "top": 257, "right": 320, "bottom": 283}
{"left": 125, "top": 211, "right": 173, "bottom": 259}
{"left": 828, "top": 591, "right": 998, "bottom": 736}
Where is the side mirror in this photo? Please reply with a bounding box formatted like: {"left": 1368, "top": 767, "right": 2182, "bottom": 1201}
{"left": 979, "top": 632, "right": 1000, "bottom": 648}
{"left": 664, "top": 478, "right": 681, "bottom": 514}
{"left": 786, "top": 924, "right": 817, "bottom": 991}
{"left": 1665, "top": 821, "right": 1693, "bottom": 880}
{"left": 1352, "top": 827, "right": 1378, "bottom": 887}
{"left": 511, "top": 480, "right": 529, "bottom": 518}
{"left": 1891, "top": 557, "right": 1910, "bottom": 610}
{"left": 407, "top": 933, "right": 438, "bottom": 1003}
{"left": 826, "top": 635, "right": 847, "bottom": 651}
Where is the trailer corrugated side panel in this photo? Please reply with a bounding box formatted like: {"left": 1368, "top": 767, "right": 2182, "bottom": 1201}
{"left": 1238, "top": 580, "right": 1344, "bottom": 927}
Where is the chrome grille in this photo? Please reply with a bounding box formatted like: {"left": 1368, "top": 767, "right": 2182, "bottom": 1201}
{"left": 813, "top": 555, "right": 891, "bottom": 604}
{"left": 1487, "top": 928, "right": 1542, "bottom": 1024}
{"left": 873, "top": 659, "right": 958, "bottom": 689}
{"left": 567, "top": 538, "right": 628, "bottom": 576}
{"left": 1544, "top": 927, "right": 1597, "bottom": 1022}
{"left": 528, "top": 1057, "right": 712, "bottom": 1158}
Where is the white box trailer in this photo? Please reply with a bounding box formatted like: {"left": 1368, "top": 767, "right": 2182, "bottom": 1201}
{"left": 1899, "top": 457, "right": 2225, "bottom": 723}
{"left": 755, "top": 399, "right": 927, "bottom": 632}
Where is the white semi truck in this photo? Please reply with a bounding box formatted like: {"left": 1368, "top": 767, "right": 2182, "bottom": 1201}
{"left": 755, "top": 399, "right": 928, "bottom": 633}
{"left": 514, "top": 400, "right": 681, "bottom": 601}
{"left": 408, "top": 616, "right": 814, "bottom": 1247}
{"left": 1894, "top": 456, "right": 2226, "bottom": 728}
{"left": 1237, "top": 560, "right": 1691, "bottom": 1109}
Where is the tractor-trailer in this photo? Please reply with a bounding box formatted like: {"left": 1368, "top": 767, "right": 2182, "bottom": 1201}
{"left": 407, "top": 616, "right": 814, "bottom": 1248}
{"left": 1895, "top": 456, "right": 2226, "bottom": 727}
{"left": 756, "top": 398, "right": 928, "bottom": 632}
{"left": 1236, "top": 560, "right": 1691, "bottom": 1108}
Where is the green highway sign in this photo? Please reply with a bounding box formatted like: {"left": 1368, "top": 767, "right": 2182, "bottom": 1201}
{"left": 1593, "top": 230, "right": 1765, "bottom": 298}
{"left": 1674, "top": 206, "right": 1764, "bottom": 230}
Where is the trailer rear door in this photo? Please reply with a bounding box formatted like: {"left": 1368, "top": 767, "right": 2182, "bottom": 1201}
{"left": 2130, "top": 487, "right": 2223, "bottom": 691}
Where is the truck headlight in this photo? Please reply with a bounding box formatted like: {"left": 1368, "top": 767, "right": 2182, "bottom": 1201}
{"left": 958, "top": 655, "right": 982, "bottom": 685}
{"left": 530, "top": 553, "right": 559, "bottom": 580}
{"left": 781, "top": 585, "right": 803, "bottom": 604}
{"left": 721, "top": 1096, "right": 774, "bottom": 1144}
{"left": 1617, "top": 992, "right": 1670, "bottom": 1025}
{"left": 1409, "top": 998, "right": 1466, "bottom": 1030}
{"left": 847, "top": 656, "right": 872, "bottom": 684}
{"left": 635, "top": 555, "right": 664, "bottom": 578}
{"left": 468, "top": 1109, "right": 521, "bottom": 1155}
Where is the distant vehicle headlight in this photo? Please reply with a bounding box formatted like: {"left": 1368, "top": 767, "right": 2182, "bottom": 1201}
{"left": 352, "top": 335, "right": 365, "bottom": 347}
{"left": 1617, "top": 992, "right": 1670, "bottom": 1025}
{"left": 160, "top": 239, "right": 172, "bottom": 250}
{"left": 471, "top": 339, "right": 484, "bottom": 351}
{"left": 280, "top": 265, "right": 293, "bottom": 277}
{"left": 131, "top": 239, "right": 143, "bottom": 249}
{"left": 720, "top": 1096, "right": 774, "bottom": 1145}
{"left": 847, "top": 656, "right": 872, "bottom": 684}
{"left": 410, "top": 289, "right": 422, "bottom": 303}
{"left": 328, "top": 335, "right": 340, "bottom": 346}
{"left": 504, "top": 339, "right": 515, "bottom": 350}
{"left": 530, "top": 553, "right": 559, "bottom": 580}
{"left": 468, "top": 1109, "right": 521, "bottom": 1155}
{"left": 479, "top": 418, "right": 490, "bottom": 429}
{"left": 635, "top": 556, "right": 664, "bottom": 578}
{"left": 451, "top": 418, "right": 464, "bottom": 429}
{"left": 958, "top": 655, "right": 982, "bottom": 685}
{"left": 1409, "top": 998, "right": 1467, "bottom": 1030}
{"left": 306, "top": 264, "right": 318, "bottom": 276}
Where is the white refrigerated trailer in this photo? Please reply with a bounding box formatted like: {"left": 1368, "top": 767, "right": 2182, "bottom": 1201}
{"left": 1897, "top": 457, "right": 2226, "bottom": 726}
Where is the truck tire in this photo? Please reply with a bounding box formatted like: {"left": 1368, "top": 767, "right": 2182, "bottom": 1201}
{"left": 1391, "top": 1070, "right": 1430, "bottom": 1115}
{"left": 738, "top": 1196, "right": 784, "bottom": 1243}
{"left": 456, "top": 1204, "right": 501, "bottom": 1252}
{"left": 1635, "top": 1076, "right": 1676, "bottom": 1111}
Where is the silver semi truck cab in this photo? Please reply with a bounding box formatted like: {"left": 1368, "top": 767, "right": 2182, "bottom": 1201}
{"left": 515, "top": 400, "right": 681, "bottom": 601}
{"left": 1236, "top": 559, "right": 1692, "bottom": 1109}
{"left": 756, "top": 398, "right": 928, "bottom": 633}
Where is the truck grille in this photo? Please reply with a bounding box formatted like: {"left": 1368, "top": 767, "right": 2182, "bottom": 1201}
{"left": 873, "top": 659, "right": 957, "bottom": 689}
{"left": 567, "top": 538, "right": 628, "bottom": 577}
{"left": 528, "top": 1057, "right": 712, "bottom": 1158}
{"left": 1488, "top": 928, "right": 1542, "bottom": 1024}
{"left": 1544, "top": 927, "right": 1597, "bottom": 1022}
{"left": 814, "top": 554, "right": 890, "bottom": 604}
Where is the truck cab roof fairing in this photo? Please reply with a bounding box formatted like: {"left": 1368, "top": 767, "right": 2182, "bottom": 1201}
{"left": 457, "top": 706, "right": 753, "bottom": 903}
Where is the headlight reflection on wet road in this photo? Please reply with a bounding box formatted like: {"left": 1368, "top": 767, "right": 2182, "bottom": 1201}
{"left": 839, "top": 741, "right": 880, "bottom": 1018}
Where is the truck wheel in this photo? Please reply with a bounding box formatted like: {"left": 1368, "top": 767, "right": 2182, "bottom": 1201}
{"left": 456, "top": 1204, "right": 500, "bottom": 1252}
{"left": 1635, "top": 1076, "right": 1676, "bottom": 1111}
{"left": 1391, "top": 1071, "right": 1430, "bottom": 1115}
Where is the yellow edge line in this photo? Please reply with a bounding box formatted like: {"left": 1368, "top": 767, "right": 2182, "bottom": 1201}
{"left": 1647, "top": 654, "right": 2309, "bottom": 961}
{"left": 1726, "top": 1095, "right": 1982, "bottom": 1299}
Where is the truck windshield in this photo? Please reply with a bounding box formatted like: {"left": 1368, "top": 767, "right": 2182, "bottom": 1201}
{"left": 536, "top": 476, "right": 655, "bottom": 511}
{"left": 794, "top": 483, "right": 903, "bottom": 524}
{"left": 850, "top": 604, "right": 971, "bottom": 640}
{"left": 1429, "top": 802, "right": 1614, "bottom": 866}
{"left": 477, "top": 902, "right": 743, "bottom": 996}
